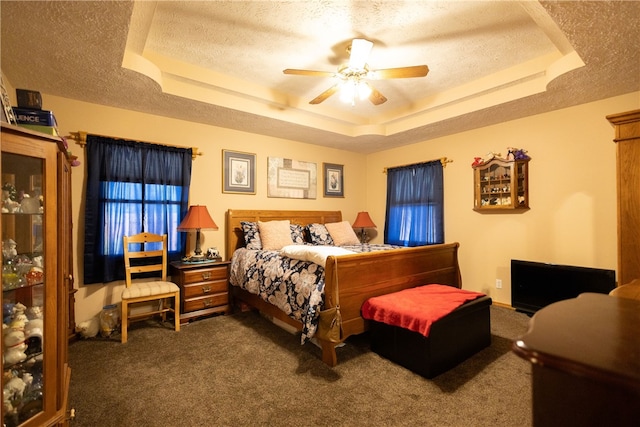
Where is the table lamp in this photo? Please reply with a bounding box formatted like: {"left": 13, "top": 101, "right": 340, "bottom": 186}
{"left": 352, "top": 211, "right": 376, "bottom": 244}
{"left": 177, "top": 205, "right": 218, "bottom": 261}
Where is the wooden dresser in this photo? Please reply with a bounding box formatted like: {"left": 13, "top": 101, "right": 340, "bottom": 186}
{"left": 513, "top": 293, "right": 640, "bottom": 427}
{"left": 607, "top": 109, "right": 640, "bottom": 286}
{"left": 169, "top": 260, "right": 231, "bottom": 323}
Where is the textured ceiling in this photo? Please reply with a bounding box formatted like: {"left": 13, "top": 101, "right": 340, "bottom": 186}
{"left": 1, "top": 1, "right": 639, "bottom": 154}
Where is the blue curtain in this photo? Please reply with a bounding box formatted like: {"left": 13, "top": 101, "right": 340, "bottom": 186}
{"left": 384, "top": 160, "right": 444, "bottom": 246}
{"left": 83, "top": 135, "right": 192, "bottom": 284}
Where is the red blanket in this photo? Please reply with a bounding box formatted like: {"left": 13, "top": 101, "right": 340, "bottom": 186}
{"left": 361, "top": 285, "right": 486, "bottom": 337}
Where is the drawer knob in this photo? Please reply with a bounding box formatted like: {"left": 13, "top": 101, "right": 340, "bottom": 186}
{"left": 202, "top": 272, "right": 212, "bottom": 280}
{"left": 202, "top": 285, "right": 212, "bottom": 293}
{"left": 203, "top": 299, "right": 213, "bottom": 307}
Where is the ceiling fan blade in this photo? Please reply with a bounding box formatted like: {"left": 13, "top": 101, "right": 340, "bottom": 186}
{"left": 283, "top": 69, "right": 335, "bottom": 78}
{"left": 348, "top": 39, "right": 373, "bottom": 70}
{"left": 368, "top": 85, "right": 388, "bottom": 105}
{"left": 309, "top": 84, "right": 340, "bottom": 104}
{"left": 371, "top": 65, "right": 429, "bottom": 79}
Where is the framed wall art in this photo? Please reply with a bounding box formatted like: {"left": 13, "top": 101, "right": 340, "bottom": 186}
{"left": 267, "top": 157, "right": 317, "bottom": 199}
{"left": 222, "top": 150, "right": 256, "bottom": 194}
{"left": 323, "top": 163, "right": 344, "bottom": 197}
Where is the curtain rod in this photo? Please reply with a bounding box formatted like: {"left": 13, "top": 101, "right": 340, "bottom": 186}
{"left": 383, "top": 157, "right": 453, "bottom": 173}
{"left": 66, "top": 131, "right": 202, "bottom": 160}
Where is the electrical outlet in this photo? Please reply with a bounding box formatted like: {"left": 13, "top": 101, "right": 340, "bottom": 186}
{"left": 496, "top": 279, "right": 503, "bottom": 289}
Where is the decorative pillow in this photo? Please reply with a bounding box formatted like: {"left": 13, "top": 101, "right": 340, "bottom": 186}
{"left": 325, "top": 221, "right": 360, "bottom": 246}
{"left": 241, "top": 221, "right": 262, "bottom": 250}
{"left": 307, "top": 223, "right": 334, "bottom": 245}
{"left": 290, "top": 224, "right": 306, "bottom": 244}
{"left": 281, "top": 245, "right": 356, "bottom": 268}
{"left": 242, "top": 221, "right": 305, "bottom": 249}
{"left": 258, "top": 220, "right": 293, "bottom": 250}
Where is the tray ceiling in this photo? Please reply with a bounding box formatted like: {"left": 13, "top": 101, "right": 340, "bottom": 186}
{"left": 1, "top": 1, "right": 639, "bottom": 153}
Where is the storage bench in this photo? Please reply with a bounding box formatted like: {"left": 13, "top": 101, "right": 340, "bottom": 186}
{"left": 362, "top": 284, "right": 492, "bottom": 378}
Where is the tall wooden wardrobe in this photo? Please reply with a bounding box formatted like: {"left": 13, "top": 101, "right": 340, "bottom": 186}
{"left": 607, "top": 109, "right": 640, "bottom": 287}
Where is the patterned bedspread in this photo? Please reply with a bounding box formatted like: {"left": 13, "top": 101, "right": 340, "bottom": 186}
{"left": 229, "top": 244, "right": 398, "bottom": 343}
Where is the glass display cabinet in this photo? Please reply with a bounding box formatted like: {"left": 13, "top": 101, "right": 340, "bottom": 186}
{"left": 1, "top": 124, "right": 72, "bottom": 427}
{"left": 473, "top": 158, "right": 530, "bottom": 211}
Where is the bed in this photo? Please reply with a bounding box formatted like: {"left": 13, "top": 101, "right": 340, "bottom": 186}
{"left": 226, "top": 209, "right": 462, "bottom": 367}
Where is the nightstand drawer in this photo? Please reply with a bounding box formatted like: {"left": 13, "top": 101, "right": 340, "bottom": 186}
{"left": 183, "top": 267, "right": 228, "bottom": 284}
{"left": 170, "top": 260, "right": 231, "bottom": 323}
{"left": 184, "top": 293, "right": 229, "bottom": 312}
{"left": 183, "top": 279, "right": 228, "bottom": 299}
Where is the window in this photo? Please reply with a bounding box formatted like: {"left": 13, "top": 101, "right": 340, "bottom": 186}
{"left": 101, "top": 182, "right": 183, "bottom": 255}
{"left": 384, "top": 160, "right": 444, "bottom": 246}
{"left": 83, "top": 136, "right": 192, "bottom": 284}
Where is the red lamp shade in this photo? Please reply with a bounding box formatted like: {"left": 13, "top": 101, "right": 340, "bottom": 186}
{"left": 177, "top": 205, "right": 218, "bottom": 231}
{"left": 352, "top": 212, "right": 376, "bottom": 229}
{"left": 177, "top": 205, "right": 218, "bottom": 260}
{"left": 352, "top": 212, "right": 376, "bottom": 244}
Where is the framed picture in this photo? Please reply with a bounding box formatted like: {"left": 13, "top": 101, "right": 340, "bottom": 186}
{"left": 323, "top": 163, "right": 344, "bottom": 197}
{"left": 267, "top": 157, "right": 317, "bottom": 199}
{"left": 222, "top": 150, "right": 256, "bottom": 194}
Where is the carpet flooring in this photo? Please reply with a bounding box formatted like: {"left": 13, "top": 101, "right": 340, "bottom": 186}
{"left": 68, "top": 305, "right": 532, "bottom": 427}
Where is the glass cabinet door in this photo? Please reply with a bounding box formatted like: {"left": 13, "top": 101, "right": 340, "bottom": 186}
{"left": 2, "top": 151, "right": 46, "bottom": 426}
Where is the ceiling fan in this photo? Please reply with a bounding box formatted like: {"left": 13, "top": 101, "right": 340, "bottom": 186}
{"left": 283, "top": 38, "right": 429, "bottom": 106}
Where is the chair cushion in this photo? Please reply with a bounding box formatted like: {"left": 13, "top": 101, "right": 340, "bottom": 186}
{"left": 122, "top": 281, "right": 179, "bottom": 299}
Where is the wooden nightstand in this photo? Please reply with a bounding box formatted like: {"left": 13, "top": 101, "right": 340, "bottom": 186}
{"left": 170, "top": 260, "right": 231, "bottom": 323}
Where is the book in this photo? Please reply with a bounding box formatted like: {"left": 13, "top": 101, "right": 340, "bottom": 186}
{"left": 17, "top": 124, "right": 59, "bottom": 136}
{"left": 11, "top": 107, "right": 57, "bottom": 127}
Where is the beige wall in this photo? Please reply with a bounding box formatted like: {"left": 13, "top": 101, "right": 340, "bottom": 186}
{"left": 19, "top": 94, "right": 366, "bottom": 323}
{"left": 367, "top": 91, "right": 640, "bottom": 304}
{"left": 3, "top": 72, "right": 638, "bottom": 323}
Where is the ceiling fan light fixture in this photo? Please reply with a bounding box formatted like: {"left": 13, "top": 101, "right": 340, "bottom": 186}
{"left": 339, "top": 78, "right": 371, "bottom": 105}
{"left": 339, "top": 79, "right": 357, "bottom": 104}
{"left": 358, "top": 80, "right": 372, "bottom": 100}
{"left": 284, "top": 38, "right": 426, "bottom": 106}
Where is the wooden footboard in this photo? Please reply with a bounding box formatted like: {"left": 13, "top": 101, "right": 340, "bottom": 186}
{"left": 226, "top": 209, "right": 462, "bottom": 367}
{"left": 319, "top": 242, "right": 462, "bottom": 365}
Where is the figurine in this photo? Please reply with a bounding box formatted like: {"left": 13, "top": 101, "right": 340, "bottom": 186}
{"left": 2, "top": 239, "right": 17, "bottom": 260}
{"left": 513, "top": 148, "right": 530, "bottom": 160}
{"left": 206, "top": 247, "right": 220, "bottom": 260}
{"left": 77, "top": 317, "right": 100, "bottom": 339}
{"left": 3, "top": 373, "right": 32, "bottom": 401}
{"left": 4, "top": 329, "right": 27, "bottom": 365}
{"left": 24, "top": 318, "right": 42, "bottom": 340}
{"left": 471, "top": 157, "right": 483, "bottom": 167}
{"left": 26, "top": 306, "right": 43, "bottom": 320}
{"left": 7, "top": 303, "right": 28, "bottom": 332}
{"left": 32, "top": 256, "right": 43, "bottom": 268}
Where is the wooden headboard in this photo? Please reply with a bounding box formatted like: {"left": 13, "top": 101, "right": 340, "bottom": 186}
{"left": 225, "top": 209, "right": 342, "bottom": 260}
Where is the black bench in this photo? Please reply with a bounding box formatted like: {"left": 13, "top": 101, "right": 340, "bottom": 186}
{"left": 364, "top": 285, "right": 492, "bottom": 378}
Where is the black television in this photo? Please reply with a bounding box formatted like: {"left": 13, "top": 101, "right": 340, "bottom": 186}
{"left": 511, "top": 259, "right": 616, "bottom": 315}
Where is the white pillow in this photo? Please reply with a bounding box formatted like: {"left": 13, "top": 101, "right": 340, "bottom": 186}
{"left": 325, "top": 220, "right": 360, "bottom": 246}
{"left": 281, "top": 244, "right": 355, "bottom": 267}
{"left": 258, "top": 220, "right": 293, "bottom": 250}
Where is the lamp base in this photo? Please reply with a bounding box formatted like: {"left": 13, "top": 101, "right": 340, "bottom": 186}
{"left": 182, "top": 253, "right": 208, "bottom": 263}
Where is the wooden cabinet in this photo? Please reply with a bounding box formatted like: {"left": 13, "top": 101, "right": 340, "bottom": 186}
{"left": 607, "top": 109, "right": 640, "bottom": 287}
{"left": 1, "top": 124, "right": 72, "bottom": 426}
{"left": 170, "top": 261, "right": 230, "bottom": 323}
{"left": 473, "top": 158, "right": 529, "bottom": 211}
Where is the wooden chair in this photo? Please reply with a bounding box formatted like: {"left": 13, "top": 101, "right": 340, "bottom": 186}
{"left": 121, "top": 232, "right": 180, "bottom": 343}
